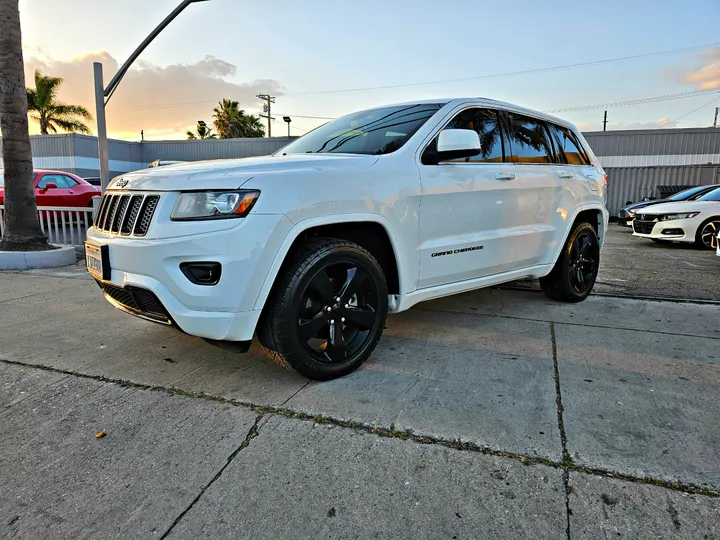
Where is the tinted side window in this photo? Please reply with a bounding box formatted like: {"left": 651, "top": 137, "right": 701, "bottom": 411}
{"left": 444, "top": 108, "right": 504, "bottom": 163}
{"left": 548, "top": 124, "right": 589, "bottom": 165}
{"left": 505, "top": 113, "right": 555, "bottom": 164}
{"left": 38, "top": 175, "right": 71, "bottom": 188}
{"left": 62, "top": 175, "right": 79, "bottom": 187}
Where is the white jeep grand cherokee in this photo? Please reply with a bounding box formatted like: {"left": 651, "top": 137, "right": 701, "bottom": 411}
{"left": 86, "top": 98, "right": 609, "bottom": 380}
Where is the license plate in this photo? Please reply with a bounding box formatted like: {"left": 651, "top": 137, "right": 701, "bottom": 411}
{"left": 85, "top": 242, "right": 109, "bottom": 281}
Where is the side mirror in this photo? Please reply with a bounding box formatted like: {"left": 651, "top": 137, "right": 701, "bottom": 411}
{"left": 39, "top": 182, "right": 57, "bottom": 193}
{"left": 425, "top": 129, "right": 481, "bottom": 164}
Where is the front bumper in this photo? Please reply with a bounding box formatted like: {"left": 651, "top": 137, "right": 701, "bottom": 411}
{"left": 632, "top": 217, "right": 697, "bottom": 243}
{"left": 86, "top": 213, "right": 293, "bottom": 341}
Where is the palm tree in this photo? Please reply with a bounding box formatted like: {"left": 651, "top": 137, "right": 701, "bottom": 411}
{"left": 186, "top": 120, "right": 217, "bottom": 140}
{"left": 26, "top": 70, "right": 93, "bottom": 134}
{"left": 0, "top": 0, "right": 52, "bottom": 251}
{"left": 212, "top": 99, "right": 265, "bottom": 138}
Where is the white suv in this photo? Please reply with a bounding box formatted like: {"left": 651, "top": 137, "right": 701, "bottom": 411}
{"left": 86, "top": 98, "right": 609, "bottom": 380}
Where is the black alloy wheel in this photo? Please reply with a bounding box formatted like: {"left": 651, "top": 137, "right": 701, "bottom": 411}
{"left": 567, "top": 230, "right": 599, "bottom": 296}
{"left": 540, "top": 222, "right": 600, "bottom": 303}
{"left": 258, "top": 238, "right": 388, "bottom": 380}
{"left": 298, "top": 263, "right": 378, "bottom": 363}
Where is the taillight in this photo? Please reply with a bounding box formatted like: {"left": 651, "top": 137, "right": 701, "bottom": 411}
{"left": 602, "top": 174, "right": 609, "bottom": 203}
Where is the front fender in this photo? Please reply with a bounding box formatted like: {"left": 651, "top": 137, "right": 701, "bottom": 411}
{"left": 250, "top": 213, "right": 407, "bottom": 312}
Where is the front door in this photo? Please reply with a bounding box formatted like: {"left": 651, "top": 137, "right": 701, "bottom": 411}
{"left": 36, "top": 174, "right": 76, "bottom": 207}
{"left": 417, "top": 107, "right": 519, "bottom": 289}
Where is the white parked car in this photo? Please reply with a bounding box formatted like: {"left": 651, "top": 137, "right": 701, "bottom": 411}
{"left": 632, "top": 187, "right": 720, "bottom": 250}
{"left": 86, "top": 98, "right": 609, "bottom": 380}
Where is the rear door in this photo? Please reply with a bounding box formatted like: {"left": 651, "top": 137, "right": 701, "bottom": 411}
{"left": 547, "top": 122, "right": 600, "bottom": 201}
{"left": 503, "top": 112, "right": 565, "bottom": 268}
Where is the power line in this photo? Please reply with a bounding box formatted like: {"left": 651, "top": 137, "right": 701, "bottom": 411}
{"left": 544, "top": 89, "right": 720, "bottom": 113}
{"left": 659, "top": 94, "right": 720, "bottom": 127}
{"left": 274, "top": 114, "right": 336, "bottom": 120}
{"left": 285, "top": 42, "right": 719, "bottom": 97}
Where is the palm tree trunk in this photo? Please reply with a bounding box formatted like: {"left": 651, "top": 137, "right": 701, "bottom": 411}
{"left": 0, "top": 0, "right": 52, "bottom": 251}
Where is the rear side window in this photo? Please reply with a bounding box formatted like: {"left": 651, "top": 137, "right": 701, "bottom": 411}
{"left": 547, "top": 123, "right": 590, "bottom": 165}
{"left": 38, "top": 174, "right": 71, "bottom": 188}
{"left": 698, "top": 188, "right": 720, "bottom": 202}
{"left": 505, "top": 113, "right": 555, "bottom": 164}
{"left": 62, "top": 175, "right": 79, "bottom": 187}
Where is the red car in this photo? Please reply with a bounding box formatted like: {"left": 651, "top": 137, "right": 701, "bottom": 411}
{"left": 0, "top": 169, "right": 99, "bottom": 208}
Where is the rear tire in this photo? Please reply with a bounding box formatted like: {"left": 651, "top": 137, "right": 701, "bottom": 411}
{"left": 258, "top": 238, "right": 388, "bottom": 380}
{"left": 540, "top": 222, "right": 600, "bottom": 303}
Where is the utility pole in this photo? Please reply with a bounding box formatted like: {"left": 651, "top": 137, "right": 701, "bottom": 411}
{"left": 257, "top": 94, "right": 275, "bottom": 137}
{"left": 602, "top": 110, "right": 608, "bottom": 132}
{"left": 714, "top": 107, "right": 718, "bottom": 128}
{"left": 93, "top": 0, "right": 210, "bottom": 191}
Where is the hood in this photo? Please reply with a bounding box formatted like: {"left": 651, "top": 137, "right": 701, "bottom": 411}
{"left": 636, "top": 200, "right": 720, "bottom": 215}
{"left": 623, "top": 199, "right": 669, "bottom": 212}
{"left": 108, "top": 153, "right": 379, "bottom": 192}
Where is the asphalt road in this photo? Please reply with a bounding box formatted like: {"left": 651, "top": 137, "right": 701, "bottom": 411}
{"left": 510, "top": 224, "right": 720, "bottom": 301}
{"left": 1, "top": 265, "right": 718, "bottom": 539}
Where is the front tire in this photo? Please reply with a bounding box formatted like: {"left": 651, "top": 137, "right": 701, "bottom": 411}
{"left": 258, "top": 238, "right": 388, "bottom": 380}
{"left": 695, "top": 218, "right": 720, "bottom": 250}
{"left": 540, "top": 222, "right": 600, "bottom": 303}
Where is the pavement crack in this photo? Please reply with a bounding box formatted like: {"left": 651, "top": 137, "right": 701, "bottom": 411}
{"left": 415, "top": 306, "right": 720, "bottom": 341}
{"left": 281, "top": 380, "right": 312, "bottom": 406}
{"left": 563, "top": 470, "right": 572, "bottom": 540}
{"left": 3, "top": 357, "right": 718, "bottom": 499}
{"left": 666, "top": 495, "right": 681, "bottom": 531}
{"left": 550, "top": 322, "right": 572, "bottom": 467}
{"left": 159, "top": 413, "right": 264, "bottom": 539}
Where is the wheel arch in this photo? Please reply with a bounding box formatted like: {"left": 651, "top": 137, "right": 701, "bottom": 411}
{"left": 695, "top": 215, "right": 720, "bottom": 248}
{"left": 548, "top": 204, "right": 607, "bottom": 267}
{"left": 251, "top": 214, "right": 403, "bottom": 312}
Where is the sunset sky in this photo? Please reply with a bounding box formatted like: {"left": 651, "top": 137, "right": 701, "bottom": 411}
{"left": 18, "top": 0, "right": 720, "bottom": 140}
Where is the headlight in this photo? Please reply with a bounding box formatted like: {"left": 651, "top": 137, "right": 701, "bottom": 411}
{"left": 171, "top": 190, "right": 260, "bottom": 221}
{"left": 627, "top": 211, "right": 635, "bottom": 217}
{"left": 661, "top": 212, "right": 699, "bottom": 221}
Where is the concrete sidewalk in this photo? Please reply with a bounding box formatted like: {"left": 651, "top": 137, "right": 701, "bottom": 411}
{"left": 1, "top": 269, "right": 718, "bottom": 539}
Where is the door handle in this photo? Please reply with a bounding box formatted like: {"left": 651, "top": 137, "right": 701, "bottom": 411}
{"left": 495, "top": 172, "right": 516, "bottom": 180}
{"left": 557, "top": 171, "right": 574, "bottom": 179}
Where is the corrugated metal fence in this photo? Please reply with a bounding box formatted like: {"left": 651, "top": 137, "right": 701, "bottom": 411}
{"left": 605, "top": 165, "right": 719, "bottom": 216}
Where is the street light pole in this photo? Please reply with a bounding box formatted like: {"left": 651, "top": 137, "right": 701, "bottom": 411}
{"left": 93, "top": 0, "right": 210, "bottom": 191}
{"left": 283, "top": 116, "right": 291, "bottom": 137}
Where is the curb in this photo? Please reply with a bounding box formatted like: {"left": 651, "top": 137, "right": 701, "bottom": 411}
{"left": 0, "top": 245, "right": 77, "bottom": 271}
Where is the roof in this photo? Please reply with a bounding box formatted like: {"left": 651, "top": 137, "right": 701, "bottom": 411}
{"left": 348, "top": 98, "right": 578, "bottom": 129}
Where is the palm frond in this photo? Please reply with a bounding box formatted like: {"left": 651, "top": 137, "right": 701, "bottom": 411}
{"left": 26, "top": 89, "right": 38, "bottom": 111}
{"left": 53, "top": 103, "right": 93, "bottom": 120}
{"left": 33, "top": 70, "right": 63, "bottom": 110}
{"left": 50, "top": 118, "right": 91, "bottom": 134}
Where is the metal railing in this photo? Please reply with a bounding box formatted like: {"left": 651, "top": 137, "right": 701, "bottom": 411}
{"left": 0, "top": 197, "right": 99, "bottom": 248}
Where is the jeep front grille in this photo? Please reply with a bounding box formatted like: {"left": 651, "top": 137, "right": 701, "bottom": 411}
{"left": 94, "top": 193, "right": 160, "bottom": 236}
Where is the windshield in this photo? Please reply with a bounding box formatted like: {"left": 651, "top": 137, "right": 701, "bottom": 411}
{"left": 697, "top": 188, "right": 720, "bottom": 202}
{"left": 278, "top": 103, "right": 446, "bottom": 156}
{"left": 667, "top": 185, "right": 714, "bottom": 201}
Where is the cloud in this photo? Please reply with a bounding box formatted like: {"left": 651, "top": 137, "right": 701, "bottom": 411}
{"left": 682, "top": 46, "right": 720, "bottom": 90}
{"left": 577, "top": 119, "right": 677, "bottom": 132}
{"left": 23, "top": 51, "right": 283, "bottom": 139}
